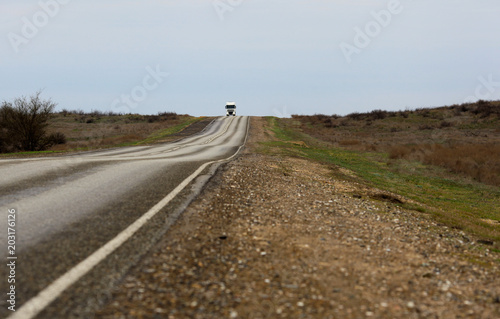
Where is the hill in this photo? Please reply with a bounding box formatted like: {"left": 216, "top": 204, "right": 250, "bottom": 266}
{"left": 290, "top": 100, "right": 500, "bottom": 187}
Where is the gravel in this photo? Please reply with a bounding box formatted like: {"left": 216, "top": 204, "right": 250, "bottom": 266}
{"left": 96, "top": 118, "right": 499, "bottom": 319}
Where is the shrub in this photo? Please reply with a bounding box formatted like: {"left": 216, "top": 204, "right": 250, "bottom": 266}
{"left": 473, "top": 100, "right": 499, "bottom": 118}
{"left": 90, "top": 109, "right": 104, "bottom": 117}
{"left": 0, "top": 91, "right": 56, "bottom": 152}
{"left": 398, "top": 111, "right": 409, "bottom": 118}
{"left": 158, "top": 111, "right": 178, "bottom": 120}
{"left": 369, "top": 109, "right": 387, "bottom": 120}
{"left": 46, "top": 132, "right": 67, "bottom": 146}
{"left": 346, "top": 112, "right": 363, "bottom": 121}
{"left": 416, "top": 108, "right": 431, "bottom": 117}
{"left": 323, "top": 118, "right": 334, "bottom": 128}
{"left": 340, "top": 119, "right": 350, "bottom": 126}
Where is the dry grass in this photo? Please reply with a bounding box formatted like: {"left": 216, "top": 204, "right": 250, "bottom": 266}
{"left": 264, "top": 116, "right": 500, "bottom": 246}
{"left": 44, "top": 111, "right": 195, "bottom": 152}
{"left": 290, "top": 100, "right": 500, "bottom": 187}
{"left": 389, "top": 143, "right": 500, "bottom": 186}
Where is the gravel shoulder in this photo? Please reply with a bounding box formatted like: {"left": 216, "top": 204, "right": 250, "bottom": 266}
{"left": 96, "top": 117, "right": 500, "bottom": 319}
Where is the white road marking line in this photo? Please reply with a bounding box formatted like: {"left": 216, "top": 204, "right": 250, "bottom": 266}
{"left": 7, "top": 116, "right": 248, "bottom": 319}
{"left": 203, "top": 116, "right": 234, "bottom": 145}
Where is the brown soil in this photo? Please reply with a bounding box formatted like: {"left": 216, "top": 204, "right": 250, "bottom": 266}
{"left": 96, "top": 117, "right": 500, "bottom": 319}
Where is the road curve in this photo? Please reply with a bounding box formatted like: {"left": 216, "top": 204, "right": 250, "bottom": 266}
{"left": 0, "top": 116, "right": 249, "bottom": 318}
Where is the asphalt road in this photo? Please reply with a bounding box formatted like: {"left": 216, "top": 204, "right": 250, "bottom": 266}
{"left": 0, "top": 115, "right": 249, "bottom": 318}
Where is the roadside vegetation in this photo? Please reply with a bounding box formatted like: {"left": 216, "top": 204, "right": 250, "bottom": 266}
{"left": 46, "top": 109, "right": 204, "bottom": 152}
{"left": 292, "top": 100, "right": 500, "bottom": 187}
{"left": 0, "top": 93, "right": 207, "bottom": 156}
{"left": 0, "top": 91, "right": 60, "bottom": 153}
{"left": 259, "top": 101, "right": 500, "bottom": 250}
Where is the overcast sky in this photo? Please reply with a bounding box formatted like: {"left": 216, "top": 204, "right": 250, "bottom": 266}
{"left": 2, "top": 0, "right": 500, "bottom": 117}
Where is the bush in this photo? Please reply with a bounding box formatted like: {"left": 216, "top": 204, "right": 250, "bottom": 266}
{"left": 369, "top": 109, "right": 387, "bottom": 120}
{"left": 158, "top": 111, "right": 178, "bottom": 120}
{"left": 147, "top": 116, "right": 159, "bottom": 123}
{"left": 323, "top": 118, "right": 335, "bottom": 128}
{"left": 90, "top": 109, "right": 104, "bottom": 117}
{"left": 46, "top": 132, "right": 67, "bottom": 145}
{"left": 473, "top": 100, "right": 499, "bottom": 118}
{"left": 398, "top": 111, "right": 409, "bottom": 118}
{"left": 346, "top": 112, "right": 363, "bottom": 121}
{"left": 416, "top": 108, "right": 431, "bottom": 117}
{"left": 0, "top": 91, "right": 56, "bottom": 152}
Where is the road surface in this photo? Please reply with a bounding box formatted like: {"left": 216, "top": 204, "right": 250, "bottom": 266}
{"left": 0, "top": 116, "right": 249, "bottom": 318}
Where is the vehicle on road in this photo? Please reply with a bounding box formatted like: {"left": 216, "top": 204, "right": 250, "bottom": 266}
{"left": 226, "top": 102, "right": 236, "bottom": 116}
{"left": 0, "top": 116, "right": 249, "bottom": 319}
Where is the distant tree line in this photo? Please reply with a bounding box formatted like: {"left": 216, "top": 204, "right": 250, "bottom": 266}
{"left": 0, "top": 92, "right": 65, "bottom": 153}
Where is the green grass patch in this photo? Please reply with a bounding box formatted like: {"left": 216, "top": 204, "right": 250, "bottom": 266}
{"left": 264, "top": 116, "right": 299, "bottom": 141}
{"left": 260, "top": 117, "right": 500, "bottom": 246}
{"left": 0, "top": 150, "right": 66, "bottom": 158}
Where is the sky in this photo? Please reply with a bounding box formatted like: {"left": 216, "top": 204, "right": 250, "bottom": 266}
{"left": 1, "top": 0, "right": 500, "bottom": 117}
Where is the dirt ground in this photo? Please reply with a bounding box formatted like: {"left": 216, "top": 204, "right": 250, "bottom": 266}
{"left": 96, "top": 117, "right": 499, "bottom": 319}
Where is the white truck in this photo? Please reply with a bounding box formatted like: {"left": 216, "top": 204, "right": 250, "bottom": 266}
{"left": 225, "top": 102, "right": 236, "bottom": 116}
